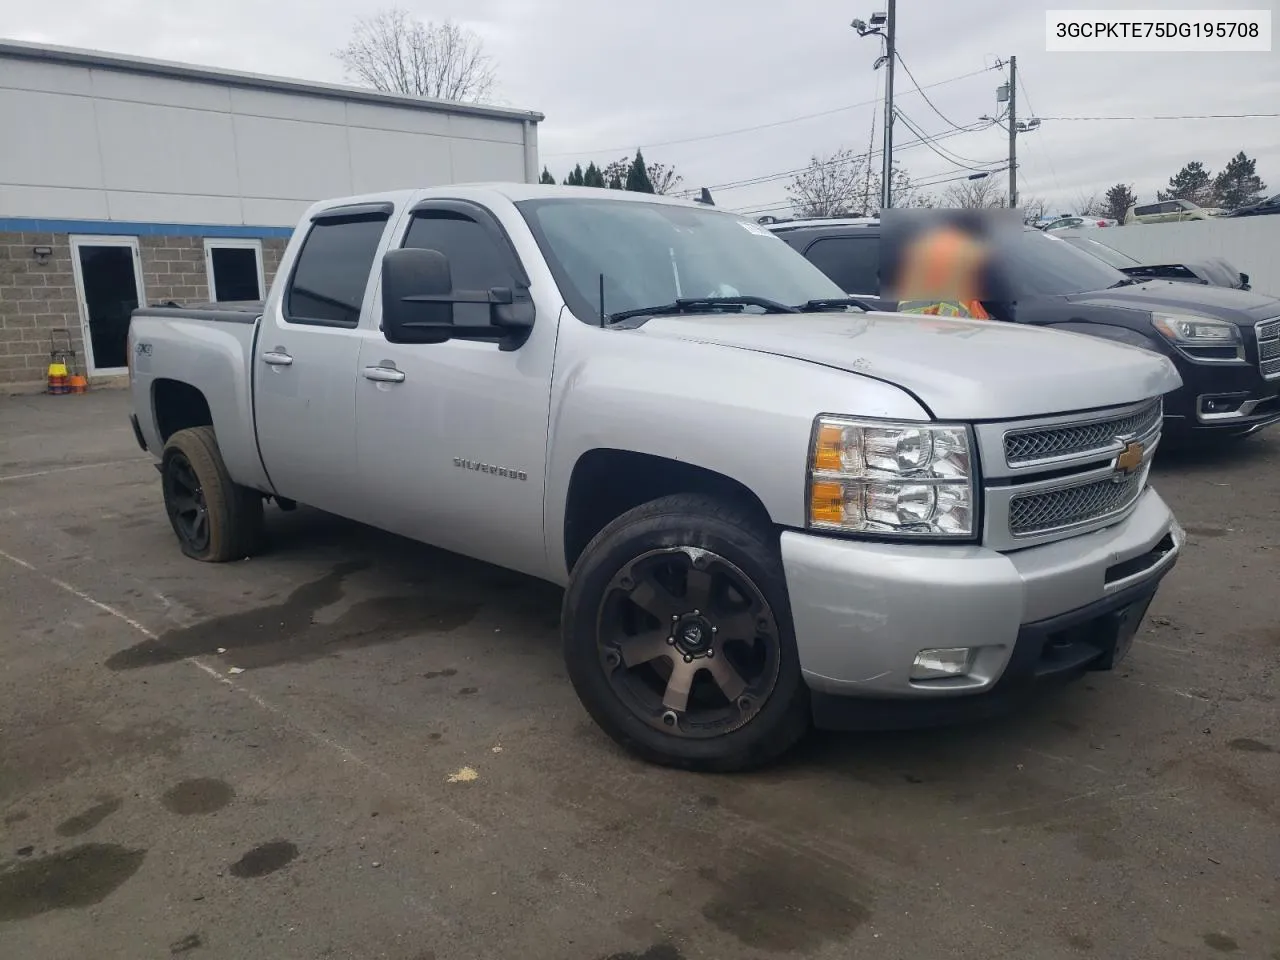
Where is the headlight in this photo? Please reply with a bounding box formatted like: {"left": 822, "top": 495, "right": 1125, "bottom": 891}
{"left": 807, "top": 416, "right": 976, "bottom": 539}
{"left": 1151, "top": 313, "right": 1240, "bottom": 346}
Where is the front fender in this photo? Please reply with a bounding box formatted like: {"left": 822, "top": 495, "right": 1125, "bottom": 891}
{"left": 542, "top": 319, "right": 929, "bottom": 578}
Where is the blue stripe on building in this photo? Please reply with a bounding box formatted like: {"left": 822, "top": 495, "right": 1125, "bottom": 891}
{"left": 0, "top": 217, "right": 294, "bottom": 239}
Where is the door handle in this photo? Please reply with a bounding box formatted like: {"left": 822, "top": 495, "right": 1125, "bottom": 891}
{"left": 261, "top": 351, "right": 293, "bottom": 366}
{"left": 362, "top": 365, "right": 406, "bottom": 383}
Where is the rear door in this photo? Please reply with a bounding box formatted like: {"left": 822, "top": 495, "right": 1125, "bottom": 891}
{"left": 254, "top": 202, "right": 393, "bottom": 513}
{"left": 354, "top": 199, "right": 555, "bottom": 578}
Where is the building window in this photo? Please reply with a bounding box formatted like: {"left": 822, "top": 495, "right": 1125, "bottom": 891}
{"left": 204, "top": 239, "right": 265, "bottom": 302}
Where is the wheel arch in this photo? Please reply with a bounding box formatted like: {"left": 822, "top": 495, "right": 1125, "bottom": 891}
{"left": 562, "top": 448, "right": 774, "bottom": 575}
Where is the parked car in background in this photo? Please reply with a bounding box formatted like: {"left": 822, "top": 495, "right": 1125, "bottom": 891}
{"left": 1125, "top": 199, "right": 1224, "bottom": 224}
{"left": 128, "top": 185, "right": 1187, "bottom": 770}
{"left": 1059, "top": 235, "right": 1251, "bottom": 291}
{"left": 768, "top": 218, "right": 1280, "bottom": 446}
{"left": 1043, "top": 216, "right": 1117, "bottom": 231}
{"left": 1218, "top": 192, "right": 1280, "bottom": 218}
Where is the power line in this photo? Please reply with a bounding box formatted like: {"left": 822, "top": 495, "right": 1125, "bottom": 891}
{"left": 894, "top": 52, "right": 976, "bottom": 135}
{"left": 1038, "top": 113, "right": 1280, "bottom": 120}
{"left": 1014, "top": 70, "right": 1064, "bottom": 200}
{"left": 690, "top": 123, "right": 996, "bottom": 195}
{"left": 894, "top": 108, "right": 1000, "bottom": 170}
{"left": 542, "top": 64, "right": 1001, "bottom": 159}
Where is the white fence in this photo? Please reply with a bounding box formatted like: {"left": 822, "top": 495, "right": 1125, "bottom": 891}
{"left": 1061, "top": 217, "right": 1280, "bottom": 297}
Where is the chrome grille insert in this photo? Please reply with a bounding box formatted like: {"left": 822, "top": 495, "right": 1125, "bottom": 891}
{"left": 1009, "top": 466, "right": 1148, "bottom": 538}
{"left": 1258, "top": 317, "right": 1280, "bottom": 380}
{"left": 1003, "top": 399, "right": 1162, "bottom": 467}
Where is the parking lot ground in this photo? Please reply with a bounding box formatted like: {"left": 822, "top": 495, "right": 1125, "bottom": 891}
{"left": 1, "top": 389, "right": 1278, "bottom": 960}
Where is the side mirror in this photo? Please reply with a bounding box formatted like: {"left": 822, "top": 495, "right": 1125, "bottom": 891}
{"left": 381, "top": 247, "right": 536, "bottom": 348}
{"left": 382, "top": 247, "right": 455, "bottom": 345}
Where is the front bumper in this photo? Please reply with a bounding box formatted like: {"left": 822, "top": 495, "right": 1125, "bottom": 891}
{"left": 780, "top": 487, "right": 1182, "bottom": 723}
{"left": 1163, "top": 355, "right": 1280, "bottom": 437}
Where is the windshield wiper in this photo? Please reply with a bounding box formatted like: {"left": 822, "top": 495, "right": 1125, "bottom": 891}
{"left": 606, "top": 296, "right": 799, "bottom": 324}
{"left": 1108, "top": 277, "right": 1142, "bottom": 288}
{"left": 796, "top": 297, "right": 874, "bottom": 313}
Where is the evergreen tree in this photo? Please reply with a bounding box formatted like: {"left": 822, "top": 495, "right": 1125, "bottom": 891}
{"left": 1157, "top": 161, "right": 1215, "bottom": 206}
{"left": 562, "top": 163, "right": 585, "bottom": 187}
{"left": 1103, "top": 183, "right": 1137, "bottom": 222}
{"left": 539, "top": 166, "right": 556, "bottom": 185}
{"left": 583, "top": 162, "right": 605, "bottom": 188}
{"left": 625, "top": 149, "right": 655, "bottom": 193}
{"left": 1213, "top": 152, "right": 1267, "bottom": 209}
{"left": 608, "top": 174, "right": 624, "bottom": 189}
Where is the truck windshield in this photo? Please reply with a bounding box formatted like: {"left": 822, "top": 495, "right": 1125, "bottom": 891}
{"left": 1002, "top": 230, "right": 1131, "bottom": 296}
{"left": 516, "top": 198, "right": 846, "bottom": 322}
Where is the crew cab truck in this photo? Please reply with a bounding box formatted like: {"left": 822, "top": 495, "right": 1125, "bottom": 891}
{"left": 128, "top": 185, "right": 1185, "bottom": 771}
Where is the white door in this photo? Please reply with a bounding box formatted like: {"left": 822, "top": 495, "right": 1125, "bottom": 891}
{"left": 69, "top": 235, "right": 146, "bottom": 376}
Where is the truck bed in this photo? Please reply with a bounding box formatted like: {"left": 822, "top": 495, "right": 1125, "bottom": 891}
{"left": 133, "top": 300, "right": 265, "bottom": 323}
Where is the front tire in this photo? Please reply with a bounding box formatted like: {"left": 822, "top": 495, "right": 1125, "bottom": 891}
{"left": 562, "top": 494, "right": 809, "bottom": 771}
{"left": 161, "top": 426, "right": 265, "bottom": 562}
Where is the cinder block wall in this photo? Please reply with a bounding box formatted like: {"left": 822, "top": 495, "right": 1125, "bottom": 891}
{"left": 0, "top": 233, "right": 289, "bottom": 387}
{"left": 0, "top": 232, "right": 81, "bottom": 387}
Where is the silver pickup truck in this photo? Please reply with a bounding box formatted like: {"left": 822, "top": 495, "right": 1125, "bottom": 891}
{"left": 128, "top": 185, "right": 1185, "bottom": 771}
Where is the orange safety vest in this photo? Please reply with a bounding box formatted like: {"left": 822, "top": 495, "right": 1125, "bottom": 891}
{"left": 894, "top": 226, "right": 991, "bottom": 319}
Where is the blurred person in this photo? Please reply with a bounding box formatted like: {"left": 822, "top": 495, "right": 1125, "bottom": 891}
{"left": 891, "top": 211, "right": 996, "bottom": 319}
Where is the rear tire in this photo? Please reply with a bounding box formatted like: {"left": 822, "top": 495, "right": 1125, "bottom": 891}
{"left": 161, "top": 426, "right": 265, "bottom": 562}
{"left": 562, "top": 494, "right": 809, "bottom": 772}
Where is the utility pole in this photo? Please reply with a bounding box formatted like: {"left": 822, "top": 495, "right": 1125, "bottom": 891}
{"left": 1007, "top": 55, "right": 1017, "bottom": 210}
{"left": 881, "top": 0, "right": 896, "bottom": 210}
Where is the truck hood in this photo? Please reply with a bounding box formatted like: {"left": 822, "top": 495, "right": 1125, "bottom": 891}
{"left": 1066, "top": 279, "right": 1280, "bottom": 324}
{"left": 636, "top": 311, "right": 1181, "bottom": 421}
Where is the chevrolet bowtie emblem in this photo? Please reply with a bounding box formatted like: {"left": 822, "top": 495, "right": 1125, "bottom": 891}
{"left": 1115, "top": 440, "right": 1145, "bottom": 476}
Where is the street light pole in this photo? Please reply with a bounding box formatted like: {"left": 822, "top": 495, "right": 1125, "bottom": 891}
{"left": 881, "top": 0, "right": 896, "bottom": 210}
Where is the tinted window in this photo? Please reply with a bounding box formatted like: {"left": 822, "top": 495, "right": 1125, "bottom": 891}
{"left": 402, "top": 211, "right": 517, "bottom": 327}
{"left": 802, "top": 236, "right": 879, "bottom": 294}
{"left": 1000, "top": 230, "right": 1128, "bottom": 297}
{"left": 1133, "top": 204, "right": 1160, "bottom": 217}
{"left": 516, "top": 198, "right": 844, "bottom": 323}
{"left": 285, "top": 215, "right": 388, "bottom": 326}
{"left": 210, "top": 247, "right": 261, "bottom": 301}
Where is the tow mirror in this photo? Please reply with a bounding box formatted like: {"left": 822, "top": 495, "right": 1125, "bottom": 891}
{"left": 381, "top": 248, "right": 535, "bottom": 348}
{"left": 382, "top": 247, "right": 454, "bottom": 345}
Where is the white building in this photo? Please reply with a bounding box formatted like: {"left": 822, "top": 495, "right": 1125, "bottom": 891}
{"left": 0, "top": 39, "right": 543, "bottom": 386}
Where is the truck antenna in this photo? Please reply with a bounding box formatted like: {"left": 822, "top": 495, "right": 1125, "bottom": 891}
{"left": 598, "top": 273, "right": 606, "bottom": 327}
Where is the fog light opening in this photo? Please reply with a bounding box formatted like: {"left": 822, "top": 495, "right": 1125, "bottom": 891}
{"left": 911, "top": 647, "right": 976, "bottom": 680}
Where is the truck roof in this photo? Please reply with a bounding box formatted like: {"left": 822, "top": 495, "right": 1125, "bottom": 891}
{"left": 305, "top": 183, "right": 714, "bottom": 218}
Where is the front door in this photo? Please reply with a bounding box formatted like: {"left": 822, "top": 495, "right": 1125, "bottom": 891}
{"left": 253, "top": 206, "right": 393, "bottom": 514}
{"left": 355, "top": 200, "right": 556, "bottom": 579}
{"left": 69, "top": 236, "right": 145, "bottom": 375}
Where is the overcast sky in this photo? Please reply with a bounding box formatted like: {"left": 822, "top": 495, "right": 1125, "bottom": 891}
{"left": 6, "top": 0, "right": 1279, "bottom": 216}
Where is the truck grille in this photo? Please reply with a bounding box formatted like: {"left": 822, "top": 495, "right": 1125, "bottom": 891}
{"left": 1003, "top": 399, "right": 1162, "bottom": 467}
{"left": 1009, "top": 466, "right": 1149, "bottom": 537}
{"left": 1259, "top": 317, "right": 1280, "bottom": 380}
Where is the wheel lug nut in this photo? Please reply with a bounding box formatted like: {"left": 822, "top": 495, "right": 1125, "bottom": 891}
{"left": 683, "top": 655, "right": 693, "bottom": 663}
{"left": 672, "top": 615, "right": 679, "bottom": 621}
{"left": 706, "top": 649, "right": 714, "bottom": 658}
{"left": 693, "top": 610, "right": 700, "bottom": 616}
{"left": 711, "top": 626, "right": 718, "bottom": 633}
{"left": 662, "top": 710, "right": 678, "bottom": 727}
{"left": 666, "top": 636, "right": 676, "bottom": 645}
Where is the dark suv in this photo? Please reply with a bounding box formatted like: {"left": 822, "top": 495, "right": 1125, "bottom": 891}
{"left": 767, "top": 218, "right": 1280, "bottom": 445}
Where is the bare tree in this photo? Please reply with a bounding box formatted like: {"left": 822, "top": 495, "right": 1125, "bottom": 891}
{"left": 336, "top": 8, "right": 496, "bottom": 102}
{"left": 941, "top": 177, "right": 1006, "bottom": 209}
{"left": 647, "top": 161, "right": 683, "bottom": 195}
{"left": 786, "top": 149, "right": 863, "bottom": 218}
{"left": 1070, "top": 190, "right": 1108, "bottom": 217}
{"left": 1020, "top": 195, "right": 1047, "bottom": 221}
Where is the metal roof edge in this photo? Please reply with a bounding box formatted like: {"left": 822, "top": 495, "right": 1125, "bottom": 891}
{"left": 0, "top": 38, "right": 545, "bottom": 123}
